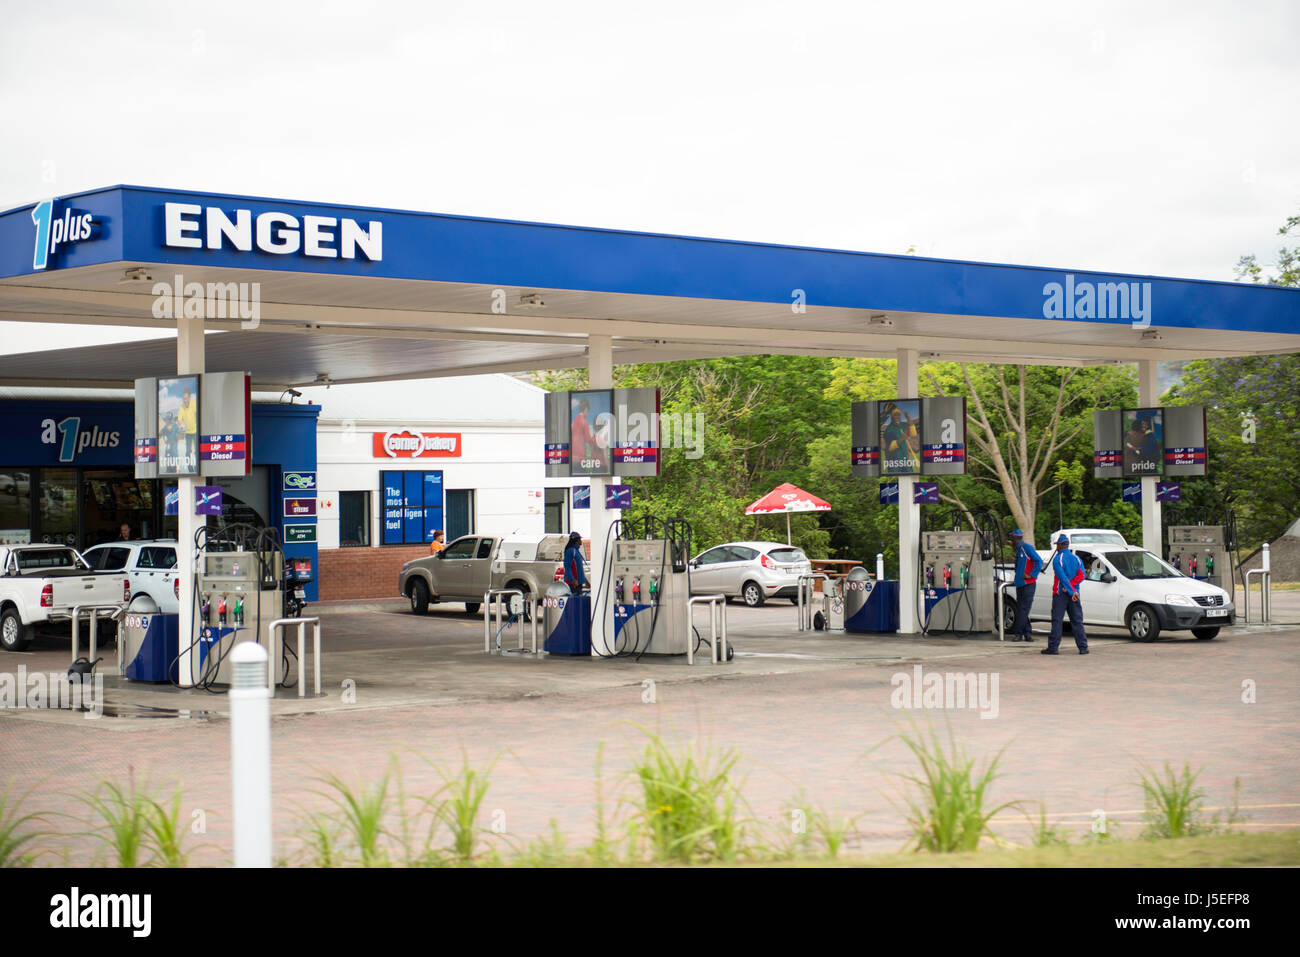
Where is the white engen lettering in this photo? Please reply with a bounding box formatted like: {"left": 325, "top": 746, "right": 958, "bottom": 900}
{"left": 164, "top": 202, "right": 382, "bottom": 261}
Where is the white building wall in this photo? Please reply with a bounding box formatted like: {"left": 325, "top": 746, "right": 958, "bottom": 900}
{"left": 299, "top": 375, "right": 594, "bottom": 548}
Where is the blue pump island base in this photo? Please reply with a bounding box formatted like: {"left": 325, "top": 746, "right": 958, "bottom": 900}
{"left": 544, "top": 595, "right": 592, "bottom": 655}
{"left": 844, "top": 580, "right": 901, "bottom": 633}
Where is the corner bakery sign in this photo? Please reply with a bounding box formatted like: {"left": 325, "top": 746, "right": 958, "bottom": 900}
{"left": 373, "top": 430, "right": 461, "bottom": 458}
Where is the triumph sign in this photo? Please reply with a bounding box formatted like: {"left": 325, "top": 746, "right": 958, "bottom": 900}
{"left": 372, "top": 431, "right": 461, "bottom": 458}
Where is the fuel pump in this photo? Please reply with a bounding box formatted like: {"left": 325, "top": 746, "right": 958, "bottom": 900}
{"left": 917, "top": 508, "right": 999, "bottom": 634}
{"left": 179, "top": 523, "right": 295, "bottom": 690}
{"left": 1166, "top": 508, "right": 1237, "bottom": 593}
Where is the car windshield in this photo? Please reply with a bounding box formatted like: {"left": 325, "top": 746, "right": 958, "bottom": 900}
{"left": 1066, "top": 532, "right": 1126, "bottom": 545}
{"left": 1104, "top": 550, "right": 1179, "bottom": 580}
{"left": 767, "top": 548, "right": 807, "bottom": 564}
{"left": 15, "top": 548, "right": 86, "bottom": 570}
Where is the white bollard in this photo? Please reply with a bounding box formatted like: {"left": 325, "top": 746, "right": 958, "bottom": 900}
{"left": 1262, "top": 542, "right": 1270, "bottom": 572}
{"left": 876, "top": 553, "right": 885, "bottom": 581}
{"left": 229, "top": 642, "right": 272, "bottom": 868}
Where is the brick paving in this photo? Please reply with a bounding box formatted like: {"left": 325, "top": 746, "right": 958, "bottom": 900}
{"left": 2, "top": 600, "right": 1297, "bottom": 865}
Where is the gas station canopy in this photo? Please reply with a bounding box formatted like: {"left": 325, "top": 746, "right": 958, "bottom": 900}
{"left": 2, "top": 184, "right": 1299, "bottom": 389}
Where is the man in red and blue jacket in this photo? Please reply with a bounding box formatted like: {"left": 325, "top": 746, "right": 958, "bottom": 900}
{"left": 1010, "top": 530, "right": 1043, "bottom": 642}
{"left": 1044, "top": 533, "right": 1088, "bottom": 655}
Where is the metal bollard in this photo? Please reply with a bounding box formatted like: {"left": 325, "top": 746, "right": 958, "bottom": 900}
{"left": 228, "top": 642, "right": 272, "bottom": 868}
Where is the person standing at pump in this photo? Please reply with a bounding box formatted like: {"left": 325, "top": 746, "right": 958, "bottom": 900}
{"left": 1010, "top": 529, "right": 1043, "bottom": 642}
{"left": 563, "top": 531, "right": 588, "bottom": 594}
{"left": 1044, "top": 534, "right": 1088, "bottom": 655}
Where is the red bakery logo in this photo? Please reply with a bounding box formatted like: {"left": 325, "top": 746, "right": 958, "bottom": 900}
{"left": 373, "top": 430, "right": 461, "bottom": 458}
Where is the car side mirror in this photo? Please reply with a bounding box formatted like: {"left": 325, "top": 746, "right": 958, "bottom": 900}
{"left": 1101, "top": 572, "right": 1116, "bottom": 583}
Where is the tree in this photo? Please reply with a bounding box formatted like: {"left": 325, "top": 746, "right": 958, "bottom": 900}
{"left": 824, "top": 359, "right": 1136, "bottom": 544}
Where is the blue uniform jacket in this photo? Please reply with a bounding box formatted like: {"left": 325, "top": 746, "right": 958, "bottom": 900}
{"left": 1013, "top": 542, "right": 1044, "bottom": 587}
{"left": 1051, "top": 549, "right": 1085, "bottom": 597}
{"left": 564, "top": 545, "right": 588, "bottom": 590}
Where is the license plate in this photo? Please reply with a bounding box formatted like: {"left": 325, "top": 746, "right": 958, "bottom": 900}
{"left": 294, "top": 588, "right": 306, "bottom": 598}
{"left": 1206, "top": 608, "right": 1227, "bottom": 617}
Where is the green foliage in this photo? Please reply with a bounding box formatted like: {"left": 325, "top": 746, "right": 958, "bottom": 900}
{"left": 1136, "top": 764, "right": 1246, "bottom": 840}
{"left": 625, "top": 727, "right": 749, "bottom": 863}
{"left": 0, "top": 781, "right": 47, "bottom": 868}
{"left": 894, "top": 722, "right": 1020, "bottom": 853}
{"left": 422, "top": 750, "right": 497, "bottom": 863}
{"left": 79, "top": 774, "right": 192, "bottom": 868}
{"left": 312, "top": 765, "right": 395, "bottom": 867}
{"left": 1027, "top": 803, "right": 1071, "bottom": 847}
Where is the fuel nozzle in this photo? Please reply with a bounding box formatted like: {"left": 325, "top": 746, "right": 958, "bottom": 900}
{"left": 200, "top": 594, "right": 211, "bottom": 620}
{"left": 960, "top": 562, "right": 969, "bottom": 587}
{"left": 631, "top": 577, "right": 641, "bottom": 601}
{"left": 614, "top": 577, "right": 624, "bottom": 602}
{"left": 1189, "top": 556, "right": 1199, "bottom": 576}
{"left": 1205, "top": 554, "right": 1214, "bottom": 575}
{"left": 942, "top": 564, "right": 952, "bottom": 587}
{"left": 233, "top": 595, "right": 245, "bottom": 626}
{"left": 217, "top": 594, "right": 228, "bottom": 625}
{"left": 1171, "top": 555, "right": 1181, "bottom": 572}
{"left": 925, "top": 564, "right": 935, "bottom": 587}
{"left": 648, "top": 575, "right": 659, "bottom": 601}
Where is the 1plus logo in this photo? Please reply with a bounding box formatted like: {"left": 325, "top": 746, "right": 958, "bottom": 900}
{"left": 41, "top": 417, "right": 121, "bottom": 463}
{"left": 31, "top": 199, "right": 96, "bottom": 270}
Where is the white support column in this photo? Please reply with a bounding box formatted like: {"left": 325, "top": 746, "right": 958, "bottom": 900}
{"left": 1138, "top": 359, "right": 1161, "bottom": 554}
{"left": 897, "top": 348, "right": 921, "bottom": 634}
{"left": 587, "top": 335, "right": 614, "bottom": 656}
{"left": 176, "top": 314, "right": 205, "bottom": 686}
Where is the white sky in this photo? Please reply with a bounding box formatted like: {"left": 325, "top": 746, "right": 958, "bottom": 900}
{"left": 1, "top": 0, "right": 1297, "bottom": 354}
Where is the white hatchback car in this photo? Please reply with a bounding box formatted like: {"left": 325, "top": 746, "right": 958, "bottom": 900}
{"left": 1011, "top": 543, "right": 1234, "bottom": 641}
{"left": 82, "top": 540, "right": 180, "bottom": 613}
{"left": 688, "top": 541, "right": 814, "bottom": 607}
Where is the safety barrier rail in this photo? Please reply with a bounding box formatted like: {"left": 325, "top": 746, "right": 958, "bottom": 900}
{"left": 71, "top": 604, "right": 126, "bottom": 675}
{"left": 1242, "top": 569, "right": 1271, "bottom": 624}
{"left": 995, "top": 581, "right": 1014, "bottom": 642}
{"left": 795, "top": 573, "right": 832, "bottom": 631}
{"left": 482, "top": 589, "right": 538, "bottom": 654}
{"left": 270, "top": 617, "right": 322, "bottom": 697}
{"left": 687, "top": 595, "right": 728, "bottom": 665}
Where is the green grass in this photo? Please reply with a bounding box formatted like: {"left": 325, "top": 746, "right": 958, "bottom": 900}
{"left": 311, "top": 766, "right": 395, "bottom": 867}
{"left": 894, "top": 722, "right": 1020, "bottom": 853}
{"left": 0, "top": 781, "right": 47, "bottom": 868}
{"left": 78, "top": 774, "right": 194, "bottom": 868}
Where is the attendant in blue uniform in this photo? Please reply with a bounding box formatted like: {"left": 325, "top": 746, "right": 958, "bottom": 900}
{"left": 563, "top": 531, "right": 588, "bottom": 594}
{"left": 1044, "top": 534, "right": 1088, "bottom": 655}
{"left": 1010, "top": 529, "right": 1043, "bottom": 642}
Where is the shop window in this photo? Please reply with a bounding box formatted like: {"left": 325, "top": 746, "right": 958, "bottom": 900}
{"left": 544, "top": 487, "right": 568, "bottom": 534}
{"left": 84, "top": 471, "right": 156, "bottom": 546}
{"left": 445, "top": 489, "right": 475, "bottom": 542}
{"left": 0, "top": 470, "right": 32, "bottom": 544}
{"left": 37, "top": 469, "right": 78, "bottom": 546}
{"left": 339, "top": 491, "right": 371, "bottom": 547}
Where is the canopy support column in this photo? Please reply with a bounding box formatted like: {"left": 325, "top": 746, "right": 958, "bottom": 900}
{"left": 1139, "top": 359, "right": 1162, "bottom": 554}
{"left": 176, "top": 313, "right": 205, "bottom": 687}
{"left": 897, "top": 348, "right": 921, "bottom": 634}
{"left": 588, "top": 335, "right": 614, "bottom": 656}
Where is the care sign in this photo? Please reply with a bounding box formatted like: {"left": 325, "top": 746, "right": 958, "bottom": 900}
{"left": 373, "top": 431, "right": 461, "bottom": 458}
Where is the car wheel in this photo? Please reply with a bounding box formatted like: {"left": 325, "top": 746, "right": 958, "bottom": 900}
{"left": 741, "top": 581, "right": 765, "bottom": 608}
{"left": 1126, "top": 603, "right": 1161, "bottom": 643}
{"left": 464, "top": 602, "right": 481, "bottom": 616}
{"left": 1192, "top": 626, "right": 1219, "bottom": 640}
{"left": 1, "top": 608, "right": 32, "bottom": 652}
{"left": 409, "top": 580, "right": 430, "bottom": 616}
{"left": 1001, "top": 598, "right": 1018, "bottom": 635}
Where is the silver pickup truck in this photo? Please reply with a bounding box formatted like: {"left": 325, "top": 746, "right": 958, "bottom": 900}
{"left": 399, "top": 534, "right": 578, "bottom": 616}
{"left": 1, "top": 544, "right": 129, "bottom": 651}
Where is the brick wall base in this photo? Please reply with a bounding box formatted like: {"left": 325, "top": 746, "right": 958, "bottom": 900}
{"left": 318, "top": 545, "right": 429, "bottom": 601}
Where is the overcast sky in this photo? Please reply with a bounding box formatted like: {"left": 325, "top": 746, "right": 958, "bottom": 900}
{"left": 1, "top": 0, "right": 1296, "bottom": 354}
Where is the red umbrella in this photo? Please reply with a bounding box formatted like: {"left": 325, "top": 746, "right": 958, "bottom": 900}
{"left": 744, "top": 483, "right": 832, "bottom": 544}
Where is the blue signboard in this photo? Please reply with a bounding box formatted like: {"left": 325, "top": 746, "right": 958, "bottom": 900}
{"left": 606, "top": 484, "right": 632, "bottom": 509}
{"left": 283, "top": 471, "right": 316, "bottom": 492}
{"left": 1125, "top": 481, "right": 1181, "bottom": 503}
{"left": 573, "top": 486, "right": 590, "bottom": 510}
{"left": 913, "top": 482, "right": 940, "bottom": 505}
{"left": 381, "top": 469, "right": 443, "bottom": 545}
{"left": 879, "top": 482, "right": 899, "bottom": 505}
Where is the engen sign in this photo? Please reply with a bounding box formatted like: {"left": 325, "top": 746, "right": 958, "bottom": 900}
{"left": 373, "top": 431, "right": 461, "bottom": 458}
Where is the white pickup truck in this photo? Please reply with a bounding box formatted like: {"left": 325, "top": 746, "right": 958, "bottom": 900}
{"left": 0, "top": 544, "right": 130, "bottom": 651}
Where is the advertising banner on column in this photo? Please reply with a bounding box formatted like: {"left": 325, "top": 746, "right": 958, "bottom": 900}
{"left": 1122, "top": 407, "right": 1165, "bottom": 478}
{"left": 134, "top": 377, "right": 158, "bottom": 478}
{"left": 878, "top": 399, "right": 923, "bottom": 476}
{"left": 1163, "top": 405, "right": 1208, "bottom": 476}
{"left": 156, "top": 375, "right": 200, "bottom": 477}
{"left": 850, "top": 402, "right": 879, "bottom": 477}
{"left": 1093, "top": 410, "right": 1123, "bottom": 479}
{"left": 543, "top": 391, "right": 571, "bottom": 478}
{"left": 920, "top": 397, "right": 967, "bottom": 475}
{"left": 611, "top": 387, "right": 660, "bottom": 477}
{"left": 199, "top": 371, "right": 251, "bottom": 477}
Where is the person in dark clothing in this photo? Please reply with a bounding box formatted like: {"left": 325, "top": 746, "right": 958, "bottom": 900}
{"left": 563, "top": 531, "right": 588, "bottom": 594}
{"left": 1009, "top": 529, "right": 1043, "bottom": 642}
